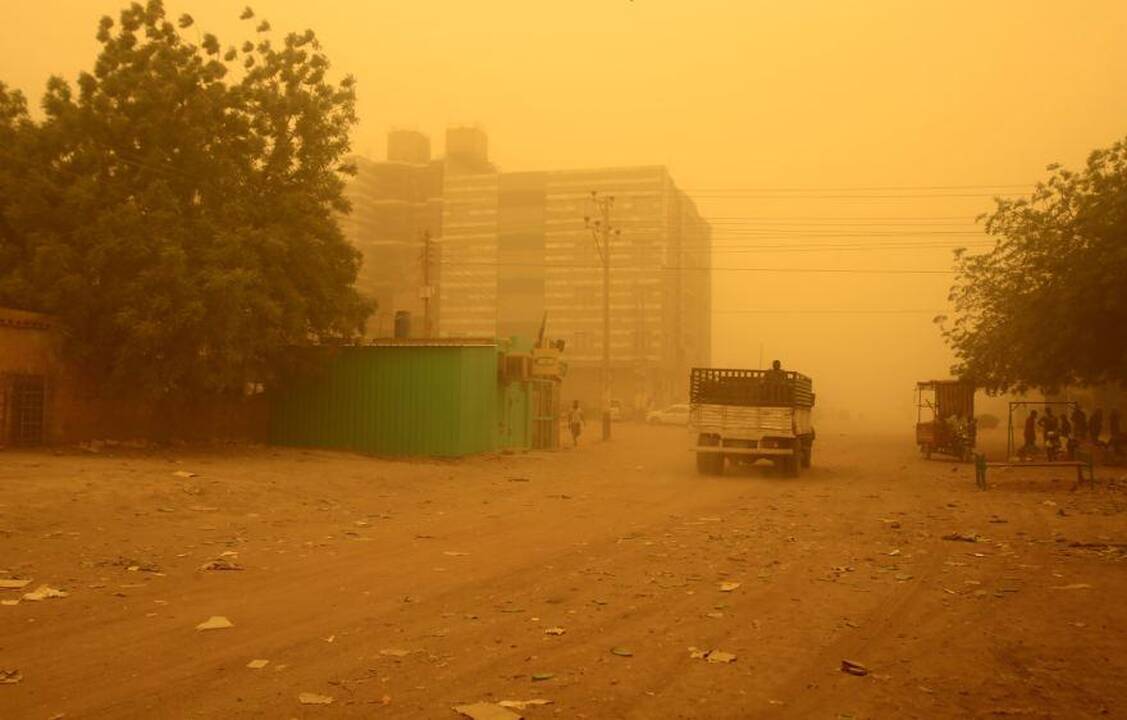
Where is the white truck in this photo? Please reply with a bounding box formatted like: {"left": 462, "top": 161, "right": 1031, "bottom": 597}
{"left": 689, "top": 367, "right": 816, "bottom": 476}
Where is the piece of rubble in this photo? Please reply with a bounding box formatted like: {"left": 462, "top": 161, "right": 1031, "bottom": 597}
{"left": 544, "top": 627, "right": 566, "bottom": 636}
{"left": 841, "top": 659, "right": 869, "bottom": 676}
{"left": 195, "top": 616, "right": 233, "bottom": 631}
{"left": 718, "top": 582, "right": 741, "bottom": 592}
{"left": 172, "top": 470, "right": 198, "bottom": 478}
{"left": 688, "top": 646, "right": 736, "bottom": 663}
{"left": 247, "top": 659, "right": 269, "bottom": 669}
{"left": 298, "top": 692, "right": 334, "bottom": 705}
{"left": 453, "top": 702, "right": 523, "bottom": 720}
{"left": 23, "top": 585, "right": 68, "bottom": 601}
{"left": 498, "top": 699, "right": 552, "bottom": 710}
{"left": 610, "top": 647, "right": 634, "bottom": 657}
{"left": 379, "top": 648, "right": 411, "bottom": 657}
{"left": 1050, "top": 583, "right": 1092, "bottom": 590}
{"left": 0, "top": 579, "right": 32, "bottom": 590}
{"left": 0, "top": 669, "right": 22, "bottom": 684}
{"left": 530, "top": 673, "right": 555, "bottom": 682}
{"left": 941, "top": 532, "right": 978, "bottom": 543}
{"left": 199, "top": 558, "right": 243, "bottom": 571}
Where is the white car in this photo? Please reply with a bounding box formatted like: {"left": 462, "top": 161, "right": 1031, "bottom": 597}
{"left": 646, "top": 404, "right": 691, "bottom": 425}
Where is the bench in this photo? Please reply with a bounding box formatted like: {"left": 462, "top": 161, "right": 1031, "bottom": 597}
{"left": 974, "top": 453, "right": 1094, "bottom": 489}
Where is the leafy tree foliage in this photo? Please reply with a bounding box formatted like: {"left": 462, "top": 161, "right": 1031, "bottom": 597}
{"left": 941, "top": 138, "right": 1127, "bottom": 393}
{"left": 0, "top": 1, "right": 370, "bottom": 397}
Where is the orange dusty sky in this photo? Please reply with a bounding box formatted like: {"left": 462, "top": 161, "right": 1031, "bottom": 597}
{"left": 3, "top": 1, "right": 1125, "bottom": 426}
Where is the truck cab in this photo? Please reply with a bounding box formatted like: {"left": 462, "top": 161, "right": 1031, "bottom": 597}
{"left": 689, "top": 367, "right": 816, "bottom": 476}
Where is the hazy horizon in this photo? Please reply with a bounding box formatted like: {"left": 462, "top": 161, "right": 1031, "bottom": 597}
{"left": 5, "top": 0, "right": 1125, "bottom": 427}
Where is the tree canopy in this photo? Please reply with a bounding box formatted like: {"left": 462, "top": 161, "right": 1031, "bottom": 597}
{"left": 0, "top": 1, "right": 370, "bottom": 397}
{"left": 940, "top": 138, "right": 1127, "bottom": 393}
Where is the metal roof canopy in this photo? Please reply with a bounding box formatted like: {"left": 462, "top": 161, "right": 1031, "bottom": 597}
{"left": 366, "top": 338, "right": 498, "bottom": 348}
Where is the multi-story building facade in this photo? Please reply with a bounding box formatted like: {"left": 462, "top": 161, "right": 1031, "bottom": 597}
{"left": 343, "top": 129, "right": 710, "bottom": 408}
{"left": 439, "top": 164, "right": 710, "bottom": 410}
{"left": 339, "top": 130, "right": 443, "bottom": 337}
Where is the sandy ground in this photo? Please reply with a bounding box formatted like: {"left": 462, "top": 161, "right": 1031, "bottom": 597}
{"left": 1, "top": 425, "right": 1126, "bottom": 719}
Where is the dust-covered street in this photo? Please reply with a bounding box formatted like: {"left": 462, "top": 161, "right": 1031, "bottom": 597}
{"left": 2, "top": 425, "right": 1125, "bottom": 719}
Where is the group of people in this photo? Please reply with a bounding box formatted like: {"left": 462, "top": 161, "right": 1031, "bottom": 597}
{"left": 1022, "top": 404, "right": 1123, "bottom": 460}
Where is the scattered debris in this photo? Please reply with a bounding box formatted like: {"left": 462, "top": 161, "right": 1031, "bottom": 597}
{"left": 610, "top": 647, "right": 634, "bottom": 657}
{"left": 323, "top": 634, "right": 335, "bottom": 643}
{"left": 718, "top": 582, "right": 741, "bottom": 592}
{"left": 498, "top": 699, "right": 552, "bottom": 710}
{"left": 453, "top": 702, "right": 523, "bottom": 720}
{"left": 199, "top": 558, "right": 243, "bottom": 571}
{"left": 841, "top": 659, "right": 869, "bottom": 676}
{"left": 0, "top": 579, "right": 32, "bottom": 590}
{"left": 246, "top": 659, "right": 269, "bottom": 669}
{"left": 688, "top": 647, "right": 736, "bottom": 663}
{"left": 298, "top": 692, "right": 334, "bottom": 705}
{"left": 379, "top": 648, "right": 411, "bottom": 657}
{"left": 172, "top": 470, "right": 198, "bottom": 478}
{"left": 530, "top": 673, "right": 555, "bottom": 682}
{"left": 895, "top": 573, "right": 914, "bottom": 582}
{"left": 23, "top": 585, "right": 68, "bottom": 601}
{"left": 544, "top": 627, "right": 566, "bottom": 636}
{"left": 942, "top": 532, "right": 978, "bottom": 543}
{"left": 888, "top": 549, "right": 901, "bottom": 557}
{"left": 1050, "top": 583, "right": 1092, "bottom": 590}
{"left": 195, "top": 616, "right": 234, "bottom": 631}
{"left": 706, "top": 651, "right": 736, "bottom": 663}
{"left": 0, "top": 669, "right": 22, "bottom": 684}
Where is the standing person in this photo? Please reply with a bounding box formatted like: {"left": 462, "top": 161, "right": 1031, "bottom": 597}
{"left": 1022, "top": 409, "right": 1038, "bottom": 457}
{"left": 1110, "top": 409, "right": 1123, "bottom": 455}
{"left": 1071, "top": 405, "right": 1088, "bottom": 442}
{"left": 1090, "top": 408, "right": 1104, "bottom": 446}
{"left": 567, "top": 401, "right": 585, "bottom": 448}
{"left": 1038, "top": 406, "right": 1058, "bottom": 445}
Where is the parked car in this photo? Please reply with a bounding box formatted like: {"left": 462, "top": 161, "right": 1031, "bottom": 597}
{"left": 646, "top": 404, "right": 691, "bottom": 426}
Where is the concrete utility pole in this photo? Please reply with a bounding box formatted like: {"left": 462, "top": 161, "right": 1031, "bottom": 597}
{"left": 586, "top": 192, "right": 617, "bottom": 441}
{"left": 420, "top": 230, "right": 434, "bottom": 337}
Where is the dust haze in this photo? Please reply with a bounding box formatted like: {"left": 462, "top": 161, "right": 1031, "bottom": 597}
{"left": 5, "top": 1, "right": 1127, "bottom": 427}
{"left": 3, "top": 3, "right": 1127, "bottom": 719}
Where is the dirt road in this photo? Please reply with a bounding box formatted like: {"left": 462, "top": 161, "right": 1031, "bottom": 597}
{"left": 2, "top": 425, "right": 1125, "bottom": 719}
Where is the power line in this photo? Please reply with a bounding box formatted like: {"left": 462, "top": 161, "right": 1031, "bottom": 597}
{"left": 686, "top": 192, "right": 1024, "bottom": 200}
{"left": 713, "top": 308, "right": 945, "bottom": 315}
{"left": 681, "top": 183, "right": 1030, "bottom": 192}
{"left": 447, "top": 260, "right": 955, "bottom": 275}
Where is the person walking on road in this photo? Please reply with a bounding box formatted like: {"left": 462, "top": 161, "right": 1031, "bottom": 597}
{"left": 1090, "top": 408, "right": 1104, "bottom": 447}
{"left": 1022, "top": 409, "right": 1038, "bottom": 458}
{"left": 1071, "top": 405, "right": 1088, "bottom": 441}
{"left": 567, "top": 401, "right": 585, "bottom": 448}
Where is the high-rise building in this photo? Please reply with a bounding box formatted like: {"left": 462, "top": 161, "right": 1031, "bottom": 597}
{"left": 438, "top": 164, "right": 711, "bottom": 409}
{"left": 340, "top": 133, "right": 443, "bottom": 337}
{"left": 342, "top": 129, "right": 711, "bottom": 408}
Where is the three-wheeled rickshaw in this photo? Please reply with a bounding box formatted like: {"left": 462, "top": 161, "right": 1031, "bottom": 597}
{"left": 916, "top": 380, "right": 976, "bottom": 461}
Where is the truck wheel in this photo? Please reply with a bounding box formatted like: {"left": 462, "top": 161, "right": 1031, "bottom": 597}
{"left": 696, "top": 452, "right": 723, "bottom": 476}
{"left": 783, "top": 444, "right": 802, "bottom": 477}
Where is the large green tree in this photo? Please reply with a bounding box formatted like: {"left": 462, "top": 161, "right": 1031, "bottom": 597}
{"left": 941, "top": 138, "right": 1127, "bottom": 393}
{"left": 0, "top": 1, "right": 369, "bottom": 397}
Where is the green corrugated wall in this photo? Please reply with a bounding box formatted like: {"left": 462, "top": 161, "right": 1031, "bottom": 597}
{"left": 269, "top": 346, "right": 500, "bottom": 457}
{"left": 498, "top": 381, "right": 531, "bottom": 450}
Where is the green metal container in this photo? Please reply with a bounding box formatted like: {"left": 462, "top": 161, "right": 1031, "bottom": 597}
{"left": 269, "top": 342, "right": 499, "bottom": 457}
